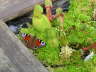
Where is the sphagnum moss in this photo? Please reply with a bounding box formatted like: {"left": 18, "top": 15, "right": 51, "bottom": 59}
{"left": 19, "top": 0, "right": 96, "bottom": 72}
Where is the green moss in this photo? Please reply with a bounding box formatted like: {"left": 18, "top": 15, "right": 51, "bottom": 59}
{"left": 19, "top": 0, "right": 96, "bottom": 72}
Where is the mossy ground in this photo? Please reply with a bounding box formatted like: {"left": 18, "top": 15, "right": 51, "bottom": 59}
{"left": 19, "top": 0, "right": 96, "bottom": 72}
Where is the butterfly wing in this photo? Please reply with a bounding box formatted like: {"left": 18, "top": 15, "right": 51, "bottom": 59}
{"left": 22, "top": 34, "right": 35, "bottom": 49}
{"left": 35, "top": 39, "right": 41, "bottom": 48}
{"left": 35, "top": 39, "right": 46, "bottom": 48}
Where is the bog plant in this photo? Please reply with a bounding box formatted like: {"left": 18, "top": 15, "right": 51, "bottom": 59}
{"left": 20, "top": 5, "right": 60, "bottom": 65}
{"left": 45, "top": 0, "right": 53, "bottom": 21}
{"left": 32, "top": 5, "right": 51, "bottom": 33}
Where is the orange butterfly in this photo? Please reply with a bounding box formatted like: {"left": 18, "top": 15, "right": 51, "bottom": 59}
{"left": 21, "top": 33, "right": 46, "bottom": 49}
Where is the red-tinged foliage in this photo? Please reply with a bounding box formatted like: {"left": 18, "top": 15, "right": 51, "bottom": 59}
{"left": 82, "top": 42, "right": 96, "bottom": 51}
{"left": 45, "top": 6, "right": 53, "bottom": 21}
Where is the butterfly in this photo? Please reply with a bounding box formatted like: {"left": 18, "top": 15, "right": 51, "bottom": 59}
{"left": 21, "top": 33, "right": 46, "bottom": 49}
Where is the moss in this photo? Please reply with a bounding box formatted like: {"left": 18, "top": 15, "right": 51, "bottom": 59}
{"left": 19, "top": 0, "right": 96, "bottom": 72}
